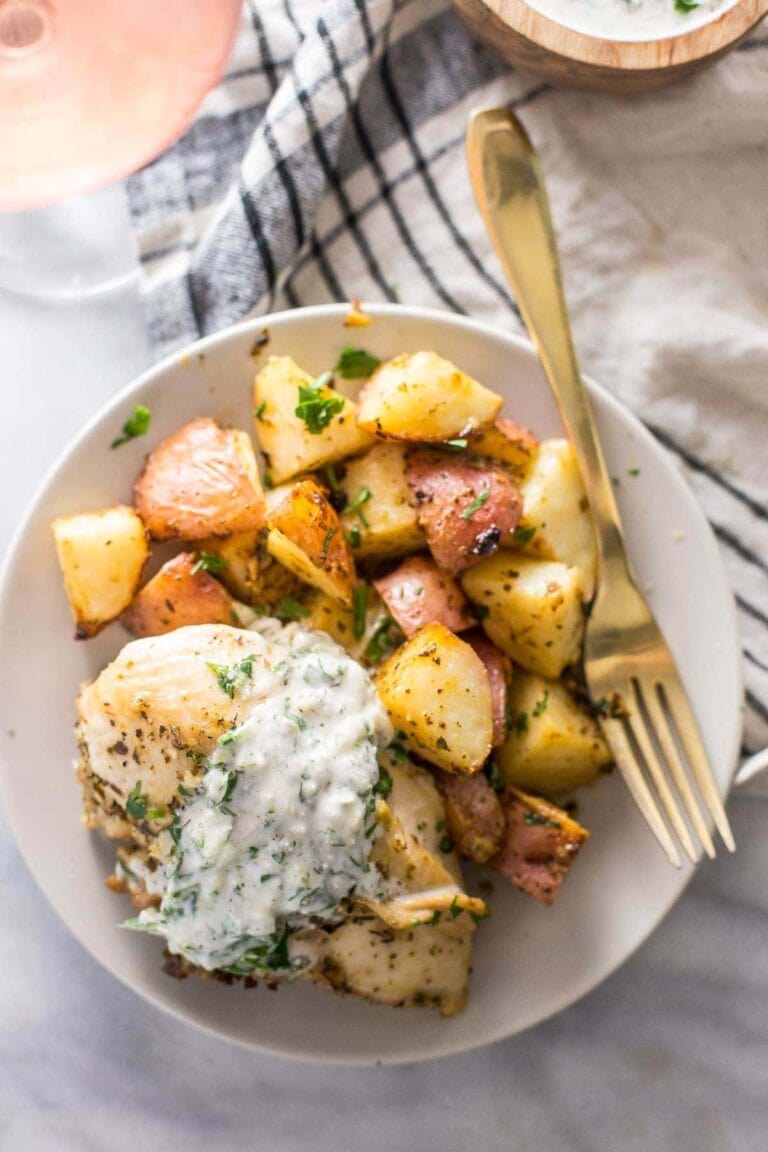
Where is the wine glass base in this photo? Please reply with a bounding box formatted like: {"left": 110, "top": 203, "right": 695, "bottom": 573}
{"left": 0, "top": 184, "right": 140, "bottom": 300}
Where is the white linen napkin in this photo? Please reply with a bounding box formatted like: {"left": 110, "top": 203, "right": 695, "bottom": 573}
{"left": 125, "top": 0, "right": 768, "bottom": 772}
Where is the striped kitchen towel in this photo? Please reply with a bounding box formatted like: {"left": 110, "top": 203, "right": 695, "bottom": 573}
{"left": 126, "top": 0, "right": 768, "bottom": 755}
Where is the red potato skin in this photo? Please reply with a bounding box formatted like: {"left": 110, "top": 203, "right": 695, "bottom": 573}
{"left": 434, "top": 772, "right": 506, "bottom": 864}
{"left": 123, "top": 552, "right": 236, "bottom": 637}
{"left": 135, "top": 417, "right": 265, "bottom": 541}
{"left": 491, "top": 788, "right": 589, "bottom": 906}
{"left": 405, "top": 449, "right": 523, "bottom": 573}
{"left": 373, "top": 555, "right": 475, "bottom": 639}
{"left": 464, "top": 630, "right": 511, "bottom": 747}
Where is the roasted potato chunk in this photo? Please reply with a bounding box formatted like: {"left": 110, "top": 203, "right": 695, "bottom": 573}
{"left": 514, "top": 438, "right": 598, "bottom": 601}
{"left": 373, "top": 555, "right": 474, "bottom": 639}
{"left": 464, "top": 631, "right": 511, "bottom": 747}
{"left": 492, "top": 788, "right": 589, "bottom": 905}
{"left": 357, "top": 351, "right": 502, "bottom": 442}
{"left": 53, "top": 505, "right": 149, "bottom": 638}
{"left": 336, "top": 442, "right": 425, "bottom": 559}
{"left": 195, "top": 531, "right": 260, "bottom": 604}
{"left": 468, "top": 416, "right": 539, "bottom": 476}
{"left": 266, "top": 478, "right": 356, "bottom": 607}
{"left": 134, "top": 417, "right": 265, "bottom": 541}
{"left": 461, "top": 554, "right": 585, "bottom": 678}
{"left": 254, "top": 355, "right": 373, "bottom": 483}
{"left": 406, "top": 449, "right": 523, "bottom": 574}
{"left": 302, "top": 586, "right": 399, "bottom": 666}
{"left": 310, "top": 915, "right": 471, "bottom": 1016}
{"left": 497, "top": 672, "right": 612, "bottom": 795}
{"left": 123, "top": 552, "right": 235, "bottom": 637}
{"left": 376, "top": 623, "right": 493, "bottom": 775}
{"left": 435, "top": 772, "right": 505, "bottom": 864}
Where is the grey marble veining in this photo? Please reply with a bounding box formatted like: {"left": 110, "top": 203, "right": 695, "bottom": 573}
{"left": 0, "top": 186, "right": 766, "bottom": 1152}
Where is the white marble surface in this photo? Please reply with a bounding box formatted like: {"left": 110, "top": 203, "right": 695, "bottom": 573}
{"left": 1, "top": 189, "right": 766, "bottom": 1152}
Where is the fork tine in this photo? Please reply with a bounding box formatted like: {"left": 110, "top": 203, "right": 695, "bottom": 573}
{"left": 626, "top": 684, "right": 698, "bottom": 863}
{"left": 600, "top": 717, "right": 682, "bottom": 868}
{"left": 659, "top": 679, "right": 736, "bottom": 852}
{"left": 642, "top": 684, "right": 716, "bottom": 859}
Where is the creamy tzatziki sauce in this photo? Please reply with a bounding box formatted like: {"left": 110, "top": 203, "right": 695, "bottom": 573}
{"left": 525, "top": 0, "right": 731, "bottom": 42}
{"left": 132, "top": 626, "right": 393, "bottom": 975}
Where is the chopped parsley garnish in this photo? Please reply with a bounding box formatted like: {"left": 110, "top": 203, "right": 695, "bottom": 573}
{"left": 461, "top": 485, "right": 491, "bottom": 521}
{"left": 387, "top": 740, "right": 408, "bottom": 762}
{"left": 222, "top": 923, "right": 292, "bottom": 976}
{"left": 263, "top": 472, "right": 274, "bottom": 489}
{"left": 334, "top": 347, "right": 381, "bottom": 379}
{"left": 322, "top": 463, "right": 342, "bottom": 491}
{"left": 439, "top": 835, "right": 454, "bottom": 853}
{"left": 321, "top": 527, "right": 336, "bottom": 561}
{"left": 222, "top": 771, "right": 238, "bottom": 803}
{"left": 364, "top": 615, "right": 395, "bottom": 663}
{"left": 273, "top": 596, "right": 310, "bottom": 622}
{"left": 254, "top": 401, "right": 267, "bottom": 421}
{"left": 443, "top": 438, "right": 468, "bottom": 452}
{"left": 487, "top": 761, "right": 505, "bottom": 794}
{"left": 449, "top": 895, "right": 462, "bottom": 919}
{"left": 532, "top": 690, "right": 549, "bottom": 717}
{"left": 373, "top": 766, "right": 393, "bottom": 799}
{"left": 674, "top": 0, "right": 699, "bottom": 10}
{"left": 627, "top": 466, "right": 641, "bottom": 477}
{"left": 191, "top": 551, "right": 229, "bottom": 575}
{"left": 436, "top": 736, "right": 449, "bottom": 751}
{"left": 523, "top": 810, "right": 561, "bottom": 829}
{"left": 512, "top": 524, "right": 536, "bottom": 547}
{"left": 206, "top": 654, "right": 256, "bottom": 699}
{"left": 347, "top": 524, "right": 362, "bottom": 549}
{"left": 295, "top": 373, "right": 344, "bottom": 433}
{"left": 125, "top": 781, "right": 148, "bottom": 821}
{"left": 353, "top": 581, "right": 368, "bottom": 640}
{"left": 288, "top": 713, "right": 308, "bottom": 731}
{"left": 110, "top": 404, "right": 151, "bottom": 449}
{"left": 513, "top": 711, "right": 529, "bottom": 736}
{"left": 470, "top": 909, "right": 490, "bottom": 926}
{"left": 346, "top": 485, "right": 372, "bottom": 528}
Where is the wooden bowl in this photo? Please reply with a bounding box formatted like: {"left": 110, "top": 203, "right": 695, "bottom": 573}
{"left": 453, "top": 0, "right": 768, "bottom": 91}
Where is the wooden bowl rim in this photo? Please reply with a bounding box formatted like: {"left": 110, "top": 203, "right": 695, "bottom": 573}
{"left": 472, "top": 0, "right": 768, "bottom": 70}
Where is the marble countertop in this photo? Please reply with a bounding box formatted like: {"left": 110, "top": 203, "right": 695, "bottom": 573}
{"left": 0, "top": 189, "right": 765, "bottom": 1152}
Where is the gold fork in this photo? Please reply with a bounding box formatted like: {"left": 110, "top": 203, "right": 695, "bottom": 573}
{"left": 467, "top": 106, "right": 735, "bottom": 866}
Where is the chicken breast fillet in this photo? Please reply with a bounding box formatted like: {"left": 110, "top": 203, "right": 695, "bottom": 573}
{"left": 77, "top": 624, "right": 276, "bottom": 809}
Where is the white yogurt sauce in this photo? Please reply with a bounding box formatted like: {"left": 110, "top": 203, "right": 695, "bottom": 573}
{"left": 525, "top": 0, "right": 732, "bottom": 42}
{"left": 133, "top": 626, "right": 393, "bottom": 975}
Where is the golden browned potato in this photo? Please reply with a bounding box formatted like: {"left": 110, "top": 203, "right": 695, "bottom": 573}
{"left": 308, "top": 915, "right": 472, "bottom": 1016}
{"left": 468, "top": 416, "right": 539, "bottom": 476}
{"left": 336, "top": 441, "right": 425, "bottom": 559}
{"left": 373, "top": 555, "right": 475, "bottom": 639}
{"left": 464, "top": 631, "right": 511, "bottom": 747}
{"left": 266, "top": 478, "right": 357, "bottom": 607}
{"left": 356, "top": 351, "right": 502, "bottom": 442}
{"left": 123, "top": 552, "right": 236, "bottom": 637}
{"left": 492, "top": 787, "right": 589, "bottom": 905}
{"left": 405, "top": 449, "right": 523, "bottom": 574}
{"left": 461, "top": 554, "right": 584, "bottom": 679}
{"left": 134, "top": 417, "right": 266, "bottom": 541}
{"left": 253, "top": 355, "right": 373, "bottom": 484}
{"left": 497, "top": 672, "right": 612, "bottom": 795}
{"left": 513, "top": 438, "right": 598, "bottom": 601}
{"left": 435, "top": 772, "right": 506, "bottom": 864}
{"left": 52, "top": 505, "right": 149, "bottom": 638}
{"left": 375, "top": 623, "right": 493, "bottom": 775}
{"left": 195, "top": 530, "right": 260, "bottom": 604}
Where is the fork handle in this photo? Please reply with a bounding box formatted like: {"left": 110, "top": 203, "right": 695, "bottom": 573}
{"left": 467, "top": 107, "right": 626, "bottom": 578}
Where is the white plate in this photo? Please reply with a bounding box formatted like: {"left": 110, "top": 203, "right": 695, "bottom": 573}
{"left": 0, "top": 304, "right": 742, "bottom": 1065}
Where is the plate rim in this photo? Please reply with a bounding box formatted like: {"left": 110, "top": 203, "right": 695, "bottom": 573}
{"left": 0, "top": 303, "right": 743, "bottom": 1064}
